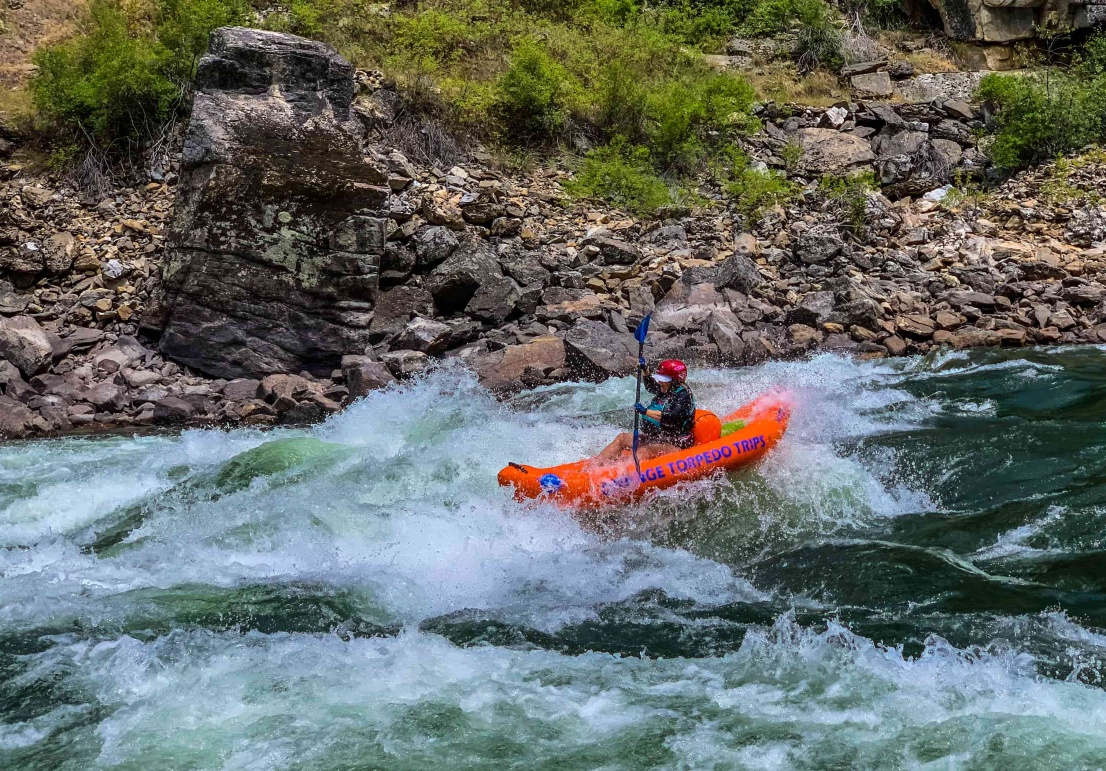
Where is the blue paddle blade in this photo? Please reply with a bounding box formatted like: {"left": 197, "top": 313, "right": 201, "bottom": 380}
{"left": 634, "top": 313, "right": 652, "bottom": 344}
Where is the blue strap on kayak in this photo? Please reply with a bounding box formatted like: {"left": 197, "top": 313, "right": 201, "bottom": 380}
{"left": 631, "top": 313, "right": 651, "bottom": 476}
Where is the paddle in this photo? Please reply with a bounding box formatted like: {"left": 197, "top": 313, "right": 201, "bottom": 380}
{"left": 631, "top": 313, "right": 652, "bottom": 475}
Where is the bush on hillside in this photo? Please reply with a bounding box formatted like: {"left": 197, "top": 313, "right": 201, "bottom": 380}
{"left": 726, "top": 163, "right": 798, "bottom": 219}
{"left": 646, "top": 73, "right": 758, "bottom": 171}
{"left": 31, "top": 0, "right": 251, "bottom": 148}
{"left": 977, "top": 69, "right": 1106, "bottom": 173}
{"left": 496, "top": 38, "right": 581, "bottom": 138}
{"left": 563, "top": 140, "right": 675, "bottom": 214}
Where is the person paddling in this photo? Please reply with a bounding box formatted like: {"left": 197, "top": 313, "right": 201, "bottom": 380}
{"left": 598, "top": 359, "right": 696, "bottom": 463}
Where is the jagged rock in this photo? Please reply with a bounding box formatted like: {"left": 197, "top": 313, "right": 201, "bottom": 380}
{"left": 785, "top": 291, "right": 835, "bottom": 327}
{"left": 897, "top": 314, "right": 936, "bottom": 338}
{"left": 369, "top": 285, "right": 435, "bottom": 343}
{"left": 564, "top": 319, "right": 638, "bottom": 380}
{"left": 380, "top": 349, "right": 430, "bottom": 378}
{"left": 838, "top": 298, "right": 884, "bottom": 329}
{"left": 581, "top": 235, "right": 640, "bottom": 265}
{"left": 1066, "top": 206, "right": 1106, "bottom": 247}
{"left": 0, "top": 395, "right": 35, "bottom": 438}
{"left": 851, "top": 72, "right": 893, "bottom": 98}
{"left": 415, "top": 226, "right": 459, "bottom": 270}
{"left": 0, "top": 316, "right": 56, "bottom": 377}
{"left": 796, "top": 129, "right": 876, "bottom": 175}
{"left": 394, "top": 316, "right": 452, "bottom": 354}
{"left": 476, "top": 336, "right": 566, "bottom": 392}
{"left": 794, "top": 231, "right": 845, "bottom": 264}
{"left": 342, "top": 355, "right": 396, "bottom": 397}
{"left": 715, "top": 253, "right": 765, "bottom": 293}
{"left": 147, "top": 27, "right": 388, "bottom": 380}
{"left": 841, "top": 61, "right": 886, "bottom": 77}
{"left": 0, "top": 281, "right": 29, "bottom": 315}
{"left": 223, "top": 378, "right": 263, "bottom": 401}
{"left": 708, "top": 309, "right": 745, "bottom": 362}
{"left": 261, "top": 374, "right": 318, "bottom": 404}
{"left": 501, "top": 255, "right": 551, "bottom": 288}
{"left": 426, "top": 234, "right": 506, "bottom": 316}
{"left": 153, "top": 396, "right": 196, "bottom": 423}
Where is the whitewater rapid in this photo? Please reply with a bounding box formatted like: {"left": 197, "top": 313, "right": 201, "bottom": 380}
{"left": 5, "top": 350, "right": 1106, "bottom": 769}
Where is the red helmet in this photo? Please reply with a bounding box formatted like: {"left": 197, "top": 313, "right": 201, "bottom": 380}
{"left": 655, "top": 359, "right": 688, "bottom": 383}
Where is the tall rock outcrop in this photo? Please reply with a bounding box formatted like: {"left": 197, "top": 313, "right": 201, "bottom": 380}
{"left": 145, "top": 27, "right": 389, "bottom": 379}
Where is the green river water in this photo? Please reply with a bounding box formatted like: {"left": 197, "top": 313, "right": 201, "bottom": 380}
{"left": 4, "top": 347, "right": 1106, "bottom": 769}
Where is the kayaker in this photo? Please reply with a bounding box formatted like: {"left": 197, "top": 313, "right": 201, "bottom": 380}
{"left": 598, "top": 359, "right": 696, "bottom": 463}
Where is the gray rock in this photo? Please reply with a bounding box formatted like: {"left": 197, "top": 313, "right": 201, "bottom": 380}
{"left": 0, "top": 395, "right": 35, "bottom": 438}
{"left": 708, "top": 309, "right": 746, "bottom": 363}
{"left": 0, "top": 316, "right": 57, "bottom": 377}
{"left": 794, "top": 231, "right": 845, "bottom": 265}
{"left": 851, "top": 71, "right": 894, "bottom": 98}
{"left": 223, "top": 378, "right": 263, "bottom": 401}
{"left": 715, "top": 253, "right": 765, "bottom": 293}
{"left": 52, "top": 328, "right": 105, "bottom": 359}
{"left": 785, "top": 291, "right": 836, "bottom": 327}
{"left": 148, "top": 27, "right": 388, "bottom": 379}
{"left": 580, "top": 235, "right": 640, "bottom": 265}
{"left": 380, "top": 349, "right": 430, "bottom": 378}
{"left": 0, "top": 281, "right": 29, "bottom": 315}
{"left": 342, "top": 355, "right": 396, "bottom": 397}
{"left": 500, "top": 255, "right": 551, "bottom": 287}
{"left": 369, "top": 285, "right": 435, "bottom": 343}
{"left": 563, "top": 319, "right": 639, "bottom": 380}
{"left": 394, "top": 316, "right": 452, "bottom": 354}
{"left": 426, "top": 234, "right": 505, "bottom": 316}
{"left": 83, "top": 382, "right": 127, "bottom": 410}
{"left": 841, "top": 60, "right": 886, "bottom": 77}
{"left": 797, "top": 129, "right": 876, "bottom": 175}
{"left": 153, "top": 396, "right": 196, "bottom": 423}
{"left": 466, "top": 274, "right": 521, "bottom": 324}
{"left": 415, "top": 226, "right": 459, "bottom": 270}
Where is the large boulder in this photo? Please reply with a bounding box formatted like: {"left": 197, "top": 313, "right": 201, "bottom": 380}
{"left": 476, "top": 336, "right": 566, "bottom": 392}
{"left": 564, "top": 319, "right": 639, "bottom": 380}
{"left": 0, "top": 316, "right": 57, "bottom": 377}
{"left": 342, "top": 355, "right": 396, "bottom": 397}
{"left": 796, "top": 128, "right": 876, "bottom": 175}
{"left": 426, "top": 234, "right": 516, "bottom": 319}
{"left": 144, "top": 28, "right": 389, "bottom": 380}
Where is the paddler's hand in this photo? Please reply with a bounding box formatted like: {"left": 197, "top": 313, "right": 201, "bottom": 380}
{"left": 634, "top": 402, "right": 648, "bottom": 415}
{"left": 638, "top": 357, "right": 647, "bottom": 370}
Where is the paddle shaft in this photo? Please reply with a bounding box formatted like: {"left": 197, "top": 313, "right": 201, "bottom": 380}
{"left": 631, "top": 313, "right": 652, "bottom": 475}
{"left": 632, "top": 342, "right": 645, "bottom": 474}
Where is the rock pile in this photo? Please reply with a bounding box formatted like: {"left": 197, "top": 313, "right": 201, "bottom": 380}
{"left": 748, "top": 99, "right": 984, "bottom": 197}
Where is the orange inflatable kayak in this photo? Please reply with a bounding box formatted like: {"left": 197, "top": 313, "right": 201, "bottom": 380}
{"left": 499, "top": 394, "right": 791, "bottom": 509}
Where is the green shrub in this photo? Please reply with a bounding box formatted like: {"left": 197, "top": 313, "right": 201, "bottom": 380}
{"left": 496, "top": 37, "right": 581, "bottom": 138}
{"left": 819, "top": 170, "right": 876, "bottom": 230}
{"left": 646, "top": 72, "right": 757, "bottom": 170}
{"left": 564, "top": 140, "right": 674, "bottom": 214}
{"left": 31, "top": 0, "right": 251, "bottom": 147}
{"left": 976, "top": 71, "right": 1106, "bottom": 173}
{"left": 742, "top": 0, "right": 834, "bottom": 37}
{"left": 727, "top": 165, "right": 798, "bottom": 219}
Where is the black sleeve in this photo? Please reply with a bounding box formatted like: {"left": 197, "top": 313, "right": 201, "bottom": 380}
{"left": 643, "top": 375, "right": 659, "bottom": 395}
{"left": 660, "top": 389, "right": 695, "bottom": 433}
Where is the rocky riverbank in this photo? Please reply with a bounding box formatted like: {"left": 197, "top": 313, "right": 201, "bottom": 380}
{"left": 2, "top": 27, "right": 1105, "bottom": 440}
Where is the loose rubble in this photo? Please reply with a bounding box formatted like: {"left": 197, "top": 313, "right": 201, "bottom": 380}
{"left": 2, "top": 28, "right": 1106, "bottom": 440}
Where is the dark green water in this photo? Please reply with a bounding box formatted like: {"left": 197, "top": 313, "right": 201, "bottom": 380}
{"left": 4, "top": 348, "right": 1106, "bottom": 769}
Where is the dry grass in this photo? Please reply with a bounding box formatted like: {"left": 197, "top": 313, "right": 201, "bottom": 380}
{"left": 876, "top": 30, "right": 960, "bottom": 73}
{"left": 0, "top": 87, "right": 32, "bottom": 123}
{"left": 0, "top": 0, "right": 86, "bottom": 89}
{"left": 745, "top": 63, "right": 845, "bottom": 107}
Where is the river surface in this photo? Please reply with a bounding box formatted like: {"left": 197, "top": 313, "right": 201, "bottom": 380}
{"left": 4, "top": 347, "right": 1106, "bottom": 769}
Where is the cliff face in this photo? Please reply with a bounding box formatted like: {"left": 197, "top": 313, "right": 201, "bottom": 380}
{"left": 145, "top": 27, "right": 390, "bottom": 380}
